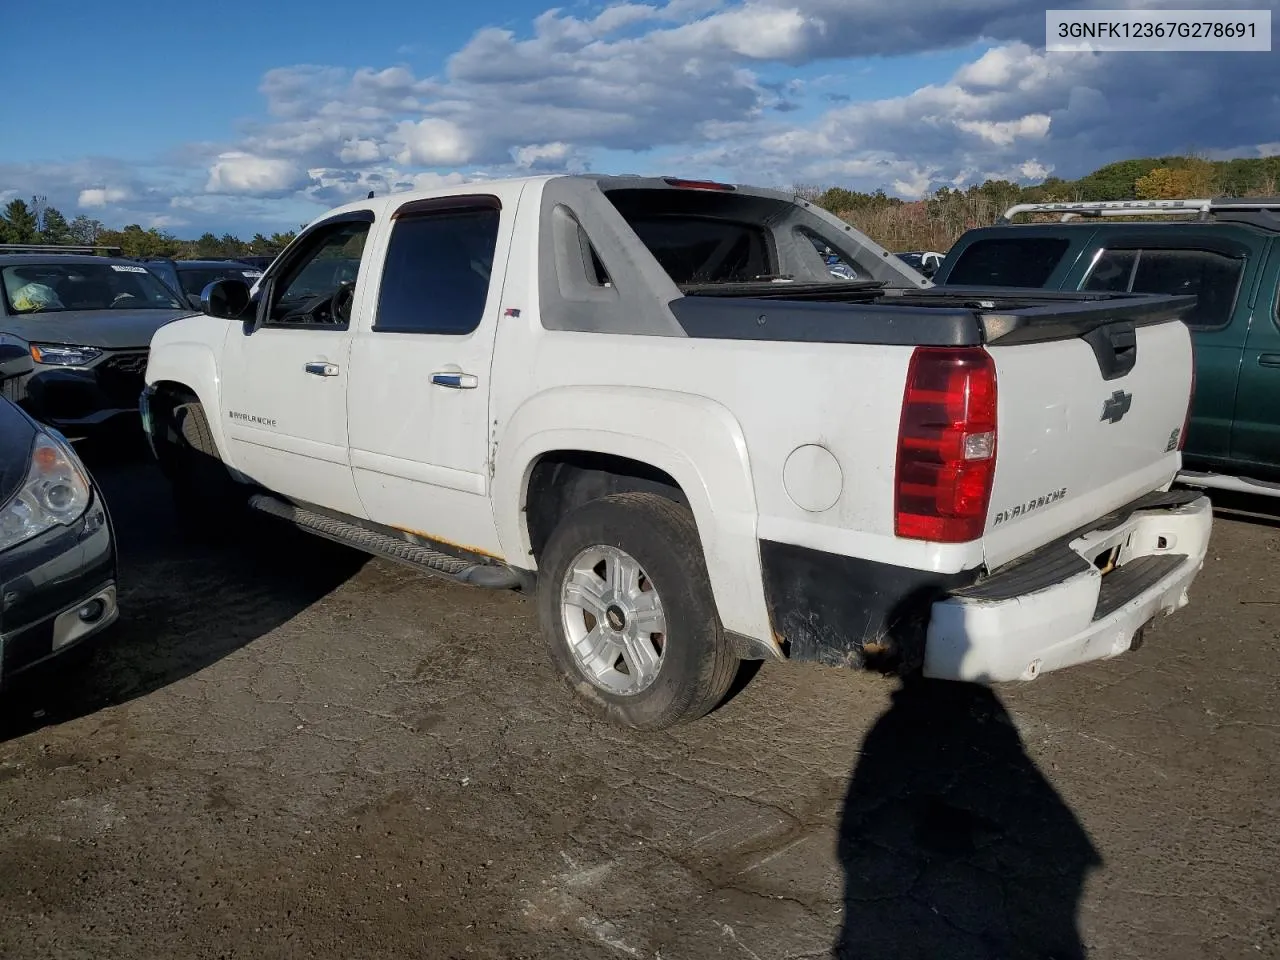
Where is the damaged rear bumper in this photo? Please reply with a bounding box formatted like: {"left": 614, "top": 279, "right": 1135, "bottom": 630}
{"left": 924, "top": 493, "right": 1212, "bottom": 683}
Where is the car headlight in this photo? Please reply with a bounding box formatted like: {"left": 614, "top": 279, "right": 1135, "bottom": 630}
{"left": 0, "top": 433, "right": 93, "bottom": 553}
{"left": 30, "top": 343, "right": 103, "bottom": 366}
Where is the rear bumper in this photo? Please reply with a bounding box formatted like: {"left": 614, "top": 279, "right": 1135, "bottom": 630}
{"left": 924, "top": 494, "right": 1212, "bottom": 683}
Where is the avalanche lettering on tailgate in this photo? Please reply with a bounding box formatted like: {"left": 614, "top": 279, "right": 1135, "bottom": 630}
{"left": 992, "top": 488, "right": 1068, "bottom": 526}
{"left": 229, "top": 410, "right": 277, "bottom": 428}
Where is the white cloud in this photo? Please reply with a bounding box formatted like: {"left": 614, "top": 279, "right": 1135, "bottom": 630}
{"left": 258, "top": 65, "right": 438, "bottom": 119}
{"left": 676, "top": 6, "right": 816, "bottom": 59}
{"left": 511, "top": 141, "right": 586, "bottom": 171}
{"left": 1017, "top": 160, "right": 1051, "bottom": 180}
{"left": 300, "top": 165, "right": 473, "bottom": 206}
{"left": 405, "top": 170, "right": 472, "bottom": 191}
{"left": 591, "top": 3, "right": 662, "bottom": 33}
{"left": 6, "top": 0, "right": 1277, "bottom": 235}
{"left": 78, "top": 186, "right": 132, "bottom": 208}
{"left": 677, "top": 34, "right": 1277, "bottom": 195}
{"left": 190, "top": 1, "right": 1065, "bottom": 197}
{"left": 955, "top": 114, "right": 1052, "bottom": 147}
{"left": 389, "top": 118, "right": 474, "bottom": 166}
{"left": 339, "top": 138, "right": 382, "bottom": 163}
{"left": 891, "top": 171, "right": 934, "bottom": 199}
{"left": 206, "top": 151, "right": 311, "bottom": 196}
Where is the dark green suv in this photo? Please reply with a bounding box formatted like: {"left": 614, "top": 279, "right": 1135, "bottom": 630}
{"left": 933, "top": 199, "right": 1280, "bottom": 497}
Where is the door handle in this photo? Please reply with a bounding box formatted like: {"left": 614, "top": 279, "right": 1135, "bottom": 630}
{"left": 1259, "top": 354, "right": 1280, "bottom": 368}
{"left": 432, "top": 372, "right": 478, "bottom": 389}
{"left": 304, "top": 361, "right": 339, "bottom": 377}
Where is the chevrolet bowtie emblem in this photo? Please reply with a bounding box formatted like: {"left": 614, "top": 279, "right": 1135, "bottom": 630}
{"left": 1100, "top": 390, "right": 1133, "bottom": 424}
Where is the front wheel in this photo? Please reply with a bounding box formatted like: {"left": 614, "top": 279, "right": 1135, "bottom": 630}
{"left": 536, "top": 493, "right": 739, "bottom": 730}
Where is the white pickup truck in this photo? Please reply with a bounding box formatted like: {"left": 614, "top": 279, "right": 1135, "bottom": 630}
{"left": 140, "top": 174, "right": 1212, "bottom": 729}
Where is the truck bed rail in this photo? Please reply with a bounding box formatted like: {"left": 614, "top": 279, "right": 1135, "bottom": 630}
{"left": 669, "top": 288, "right": 1196, "bottom": 347}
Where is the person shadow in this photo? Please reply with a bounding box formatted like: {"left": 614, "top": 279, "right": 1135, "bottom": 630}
{"left": 834, "top": 674, "right": 1101, "bottom": 960}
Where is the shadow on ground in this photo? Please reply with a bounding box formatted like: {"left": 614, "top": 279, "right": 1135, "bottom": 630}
{"left": 1, "top": 446, "right": 368, "bottom": 743}
{"left": 835, "top": 675, "right": 1101, "bottom": 960}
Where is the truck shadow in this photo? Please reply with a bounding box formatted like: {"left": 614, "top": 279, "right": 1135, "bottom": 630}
{"left": 0, "top": 457, "right": 368, "bottom": 743}
{"left": 835, "top": 674, "right": 1101, "bottom": 959}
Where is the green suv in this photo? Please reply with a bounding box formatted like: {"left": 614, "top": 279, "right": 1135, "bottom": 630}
{"left": 933, "top": 199, "right": 1280, "bottom": 497}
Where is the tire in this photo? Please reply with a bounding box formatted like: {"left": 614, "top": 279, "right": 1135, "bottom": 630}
{"left": 536, "top": 492, "right": 739, "bottom": 730}
{"left": 169, "top": 402, "right": 246, "bottom": 540}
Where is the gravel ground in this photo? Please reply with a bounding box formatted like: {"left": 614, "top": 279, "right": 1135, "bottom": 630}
{"left": 1, "top": 455, "right": 1276, "bottom": 960}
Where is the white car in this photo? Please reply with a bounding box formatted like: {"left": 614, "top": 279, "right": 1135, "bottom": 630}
{"left": 140, "top": 174, "right": 1211, "bottom": 729}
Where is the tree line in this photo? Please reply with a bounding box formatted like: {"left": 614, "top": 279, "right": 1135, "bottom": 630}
{"left": 0, "top": 196, "right": 298, "bottom": 260}
{"left": 798, "top": 154, "right": 1280, "bottom": 253}
{"left": 5, "top": 153, "right": 1277, "bottom": 260}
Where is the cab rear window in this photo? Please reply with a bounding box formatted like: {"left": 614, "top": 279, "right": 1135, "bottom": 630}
{"left": 626, "top": 217, "right": 770, "bottom": 285}
{"left": 945, "top": 237, "right": 1070, "bottom": 287}
{"left": 602, "top": 188, "right": 776, "bottom": 285}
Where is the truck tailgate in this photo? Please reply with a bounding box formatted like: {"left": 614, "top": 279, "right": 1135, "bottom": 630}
{"left": 982, "top": 317, "right": 1193, "bottom": 568}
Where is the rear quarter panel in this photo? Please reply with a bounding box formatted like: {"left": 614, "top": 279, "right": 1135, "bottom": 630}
{"left": 490, "top": 320, "right": 989, "bottom": 646}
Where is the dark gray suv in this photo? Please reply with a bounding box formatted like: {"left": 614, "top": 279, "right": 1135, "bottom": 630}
{"left": 0, "top": 251, "right": 191, "bottom": 440}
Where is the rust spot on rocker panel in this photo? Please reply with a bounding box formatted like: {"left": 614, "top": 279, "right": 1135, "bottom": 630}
{"left": 391, "top": 526, "right": 504, "bottom": 564}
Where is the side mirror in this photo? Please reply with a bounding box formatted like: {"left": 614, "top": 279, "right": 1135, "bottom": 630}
{"left": 0, "top": 337, "right": 35, "bottom": 382}
{"left": 200, "top": 278, "right": 252, "bottom": 320}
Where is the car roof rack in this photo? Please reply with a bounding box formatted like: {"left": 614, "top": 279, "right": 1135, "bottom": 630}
{"left": 0, "top": 243, "right": 124, "bottom": 256}
{"left": 997, "top": 199, "right": 1214, "bottom": 224}
{"left": 1203, "top": 197, "right": 1280, "bottom": 230}
{"left": 998, "top": 197, "right": 1280, "bottom": 228}
{"left": 1208, "top": 197, "right": 1280, "bottom": 210}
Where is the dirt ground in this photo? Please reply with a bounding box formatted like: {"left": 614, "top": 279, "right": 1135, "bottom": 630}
{"left": 1, "top": 453, "right": 1277, "bottom": 960}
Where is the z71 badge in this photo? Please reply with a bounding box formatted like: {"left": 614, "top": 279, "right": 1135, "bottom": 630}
{"left": 993, "top": 487, "right": 1067, "bottom": 526}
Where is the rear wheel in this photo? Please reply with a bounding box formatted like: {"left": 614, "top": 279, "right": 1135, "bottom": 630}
{"left": 536, "top": 493, "right": 739, "bottom": 730}
{"left": 168, "top": 401, "right": 245, "bottom": 540}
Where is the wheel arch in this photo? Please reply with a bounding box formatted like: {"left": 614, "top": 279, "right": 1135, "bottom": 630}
{"left": 145, "top": 332, "right": 233, "bottom": 468}
{"left": 493, "top": 386, "right": 774, "bottom": 649}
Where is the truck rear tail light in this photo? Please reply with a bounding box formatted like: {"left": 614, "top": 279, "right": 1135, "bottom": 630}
{"left": 1178, "top": 347, "right": 1196, "bottom": 452}
{"left": 895, "top": 347, "right": 998, "bottom": 543}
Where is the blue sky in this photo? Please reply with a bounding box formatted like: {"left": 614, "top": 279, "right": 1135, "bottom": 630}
{"left": 1, "top": 0, "right": 1275, "bottom": 237}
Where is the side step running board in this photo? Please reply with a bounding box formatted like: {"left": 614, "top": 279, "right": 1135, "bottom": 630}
{"left": 248, "top": 494, "right": 521, "bottom": 589}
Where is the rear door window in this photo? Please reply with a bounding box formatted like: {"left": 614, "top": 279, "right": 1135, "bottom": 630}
{"left": 1080, "top": 249, "right": 1137, "bottom": 292}
{"left": 374, "top": 206, "right": 500, "bottom": 335}
{"left": 1081, "top": 247, "right": 1244, "bottom": 330}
